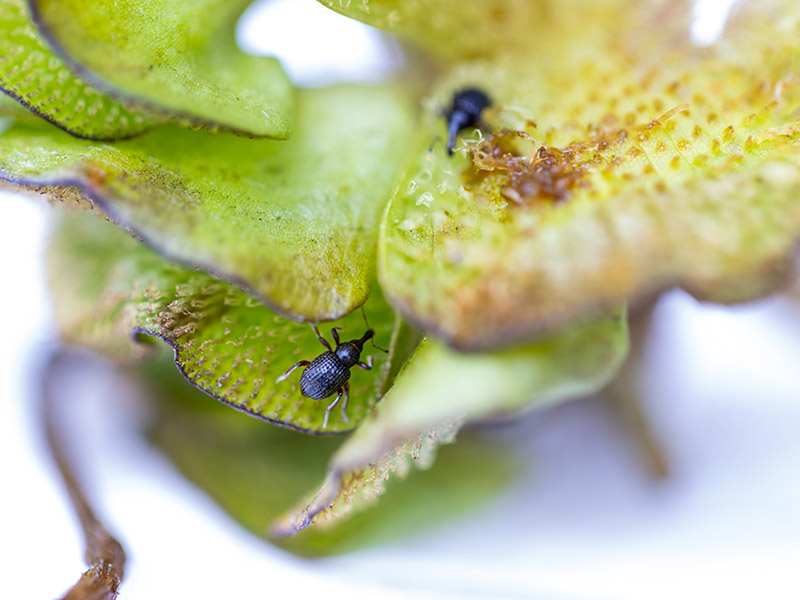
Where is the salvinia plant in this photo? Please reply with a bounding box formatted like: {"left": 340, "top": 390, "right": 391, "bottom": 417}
{"left": 3, "top": 0, "right": 800, "bottom": 595}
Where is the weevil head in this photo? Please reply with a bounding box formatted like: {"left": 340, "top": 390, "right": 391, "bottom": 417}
{"left": 335, "top": 329, "right": 373, "bottom": 367}
{"left": 450, "top": 88, "right": 491, "bottom": 123}
{"left": 445, "top": 88, "right": 492, "bottom": 155}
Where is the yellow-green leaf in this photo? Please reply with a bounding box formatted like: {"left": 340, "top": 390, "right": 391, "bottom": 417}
{"left": 315, "top": 0, "right": 654, "bottom": 64}
{"left": 379, "top": 0, "right": 800, "bottom": 349}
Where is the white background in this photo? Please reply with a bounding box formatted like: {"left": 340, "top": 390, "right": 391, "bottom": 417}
{"left": 2, "top": 1, "right": 799, "bottom": 598}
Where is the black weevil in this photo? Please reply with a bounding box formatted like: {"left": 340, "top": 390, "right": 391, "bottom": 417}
{"left": 445, "top": 87, "right": 492, "bottom": 155}
{"left": 276, "top": 325, "right": 377, "bottom": 429}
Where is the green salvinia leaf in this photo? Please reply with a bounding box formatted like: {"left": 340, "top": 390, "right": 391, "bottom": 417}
{"left": 0, "top": 0, "right": 160, "bottom": 140}
{"left": 1, "top": 85, "right": 414, "bottom": 321}
{"left": 31, "top": 0, "right": 292, "bottom": 138}
{"left": 144, "top": 355, "right": 517, "bottom": 557}
{"left": 48, "top": 211, "right": 401, "bottom": 434}
{"left": 379, "top": 0, "right": 800, "bottom": 349}
{"left": 274, "top": 311, "right": 628, "bottom": 535}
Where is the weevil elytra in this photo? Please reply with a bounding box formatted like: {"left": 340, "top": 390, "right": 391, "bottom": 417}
{"left": 276, "top": 324, "right": 380, "bottom": 429}
{"left": 445, "top": 87, "right": 492, "bottom": 155}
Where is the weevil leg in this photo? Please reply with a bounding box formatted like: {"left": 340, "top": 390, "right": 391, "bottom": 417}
{"left": 275, "top": 360, "right": 310, "bottom": 383}
{"left": 331, "top": 327, "right": 342, "bottom": 345}
{"left": 370, "top": 338, "right": 388, "bottom": 353}
{"left": 340, "top": 382, "right": 350, "bottom": 424}
{"left": 357, "top": 355, "right": 373, "bottom": 370}
{"left": 310, "top": 323, "right": 333, "bottom": 352}
{"left": 323, "top": 387, "right": 343, "bottom": 429}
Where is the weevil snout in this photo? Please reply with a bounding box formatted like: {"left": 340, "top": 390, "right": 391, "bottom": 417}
{"left": 353, "top": 329, "right": 374, "bottom": 350}
{"left": 445, "top": 87, "right": 492, "bottom": 155}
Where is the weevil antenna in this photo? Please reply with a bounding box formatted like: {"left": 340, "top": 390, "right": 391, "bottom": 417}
{"left": 361, "top": 306, "right": 388, "bottom": 353}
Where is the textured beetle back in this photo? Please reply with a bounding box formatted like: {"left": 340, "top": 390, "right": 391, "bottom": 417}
{"left": 300, "top": 351, "right": 351, "bottom": 400}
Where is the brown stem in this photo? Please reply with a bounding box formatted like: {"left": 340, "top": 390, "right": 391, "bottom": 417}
{"left": 41, "top": 350, "right": 126, "bottom": 600}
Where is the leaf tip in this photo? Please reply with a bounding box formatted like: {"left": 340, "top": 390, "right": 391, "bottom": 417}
{"left": 270, "top": 472, "right": 342, "bottom": 538}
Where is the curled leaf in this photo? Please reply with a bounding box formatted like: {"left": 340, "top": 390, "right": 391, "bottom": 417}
{"left": 0, "top": 0, "right": 160, "bottom": 139}
{"left": 47, "top": 211, "right": 398, "bottom": 434}
{"left": 274, "top": 312, "right": 628, "bottom": 535}
{"left": 1, "top": 85, "right": 414, "bottom": 321}
{"left": 31, "top": 0, "right": 293, "bottom": 138}
{"left": 379, "top": 0, "right": 800, "bottom": 349}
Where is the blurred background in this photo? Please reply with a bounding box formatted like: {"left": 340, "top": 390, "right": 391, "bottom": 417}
{"left": 2, "top": 0, "right": 800, "bottom": 598}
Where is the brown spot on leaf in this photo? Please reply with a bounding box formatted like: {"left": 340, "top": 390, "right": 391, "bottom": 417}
{"left": 464, "top": 129, "right": 597, "bottom": 204}
{"left": 462, "top": 104, "right": 689, "bottom": 207}
{"left": 86, "top": 163, "right": 110, "bottom": 188}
